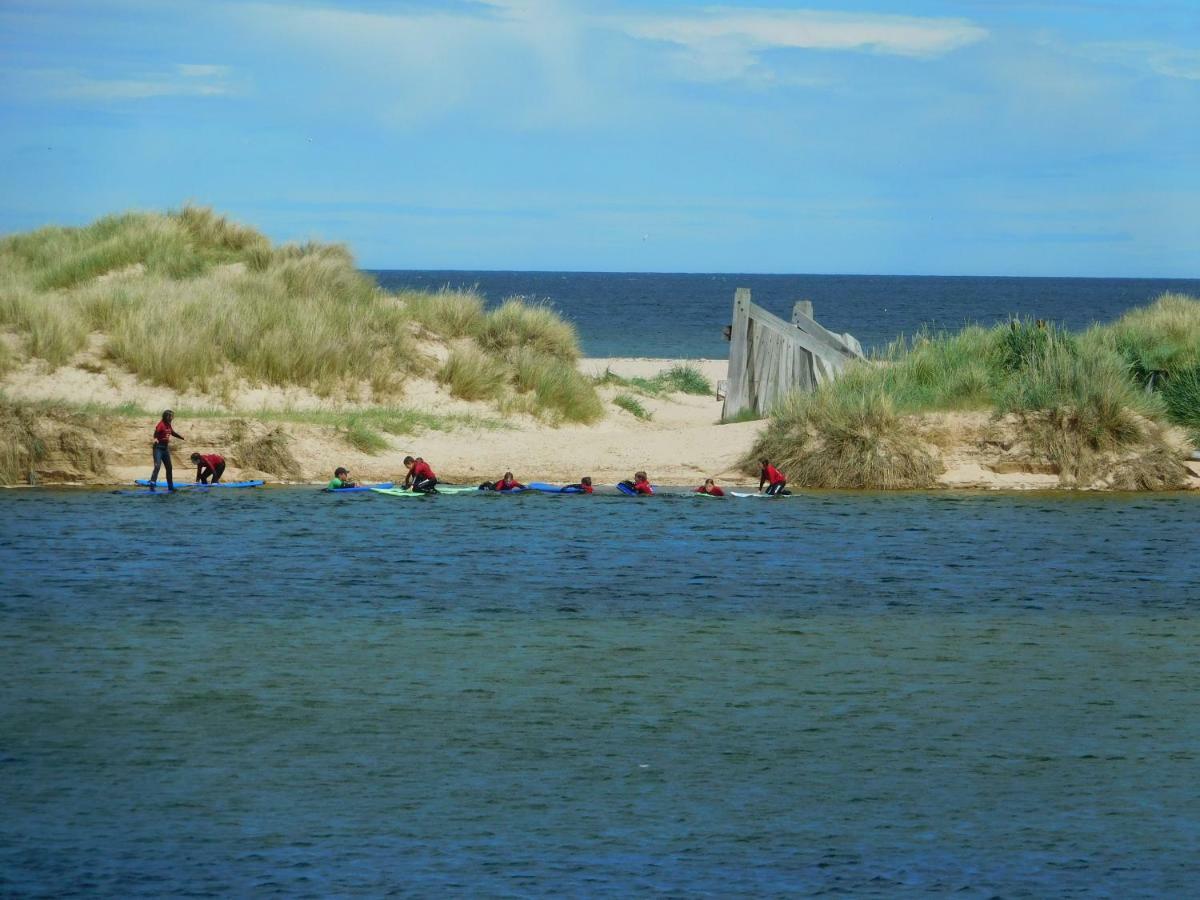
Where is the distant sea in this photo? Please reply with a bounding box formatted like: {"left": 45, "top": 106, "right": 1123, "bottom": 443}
{"left": 370, "top": 271, "right": 1200, "bottom": 358}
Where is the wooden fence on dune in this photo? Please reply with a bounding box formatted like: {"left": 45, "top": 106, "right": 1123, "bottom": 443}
{"left": 721, "top": 288, "right": 865, "bottom": 420}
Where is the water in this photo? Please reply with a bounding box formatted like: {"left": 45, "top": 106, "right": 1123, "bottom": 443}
{"left": 3, "top": 488, "right": 1199, "bottom": 896}
{"left": 370, "top": 271, "right": 1200, "bottom": 358}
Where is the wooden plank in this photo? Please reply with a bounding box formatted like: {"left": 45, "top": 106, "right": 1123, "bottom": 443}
{"left": 747, "top": 301, "right": 850, "bottom": 365}
{"left": 722, "top": 288, "right": 753, "bottom": 419}
{"left": 790, "top": 305, "right": 862, "bottom": 359}
{"left": 791, "top": 300, "right": 814, "bottom": 323}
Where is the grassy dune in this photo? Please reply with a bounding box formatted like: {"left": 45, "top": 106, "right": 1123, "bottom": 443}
{"left": 0, "top": 206, "right": 600, "bottom": 422}
{"left": 749, "top": 295, "right": 1200, "bottom": 489}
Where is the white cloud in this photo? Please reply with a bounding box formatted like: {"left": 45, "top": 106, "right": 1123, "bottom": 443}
{"left": 1086, "top": 41, "right": 1200, "bottom": 80}
{"left": 9, "top": 64, "right": 235, "bottom": 102}
{"left": 615, "top": 7, "right": 988, "bottom": 65}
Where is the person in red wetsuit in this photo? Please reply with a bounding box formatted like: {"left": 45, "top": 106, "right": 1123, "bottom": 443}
{"left": 190, "top": 452, "right": 226, "bottom": 484}
{"left": 759, "top": 458, "right": 790, "bottom": 495}
{"left": 619, "top": 470, "right": 653, "bottom": 495}
{"left": 494, "top": 471, "right": 525, "bottom": 491}
{"left": 403, "top": 455, "right": 438, "bottom": 493}
{"left": 696, "top": 478, "right": 725, "bottom": 496}
{"left": 149, "top": 410, "right": 185, "bottom": 491}
{"left": 566, "top": 476, "right": 593, "bottom": 494}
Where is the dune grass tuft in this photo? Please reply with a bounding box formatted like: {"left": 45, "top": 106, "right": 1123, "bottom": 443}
{"left": 399, "top": 288, "right": 485, "bottom": 338}
{"left": 511, "top": 348, "right": 604, "bottom": 424}
{"left": 226, "top": 419, "right": 300, "bottom": 479}
{"left": 595, "top": 364, "right": 712, "bottom": 397}
{"left": 613, "top": 394, "right": 652, "bottom": 421}
{"left": 342, "top": 417, "right": 390, "bottom": 454}
{"left": 438, "top": 346, "right": 509, "bottom": 401}
{"left": 475, "top": 298, "right": 581, "bottom": 361}
{"left": 750, "top": 389, "right": 941, "bottom": 489}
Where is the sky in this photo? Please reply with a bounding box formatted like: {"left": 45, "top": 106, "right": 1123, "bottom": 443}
{"left": 0, "top": 0, "right": 1197, "bottom": 276}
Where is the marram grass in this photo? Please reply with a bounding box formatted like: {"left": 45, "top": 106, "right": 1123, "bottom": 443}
{"left": 0, "top": 206, "right": 602, "bottom": 422}
{"left": 748, "top": 299, "right": 1200, "bottom": 490}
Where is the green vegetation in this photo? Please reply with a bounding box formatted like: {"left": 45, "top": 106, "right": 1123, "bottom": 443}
{"left": 511, "top": 348, "right": 604, "bottom": 424}
{"left": 749, "top": 297, "right": 1200, "bottom": 489}
{"left": 613, "top": 394, "right": 651, "bottom": 420}
{"left": 0, "top": 206, "right": 601, "bottom": 422}
{"left": 594, "top": 363, "right": 712, "bottom": 397}
{"left": 721, "top": 407, "right": 764, "bottom": 425}
{"left": 342, "top": 418, "right": 390, "bottom": 455}
{"left": 438, "top": 346, "right": 510, "bottom": 401}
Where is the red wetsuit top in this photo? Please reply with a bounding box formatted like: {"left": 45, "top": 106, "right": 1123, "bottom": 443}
{"left": 579, "top": 484, "right": 593, "bottom": 494}
{"left": 495, "top": 479, "right": 525, "bottom": 490}
{"left": 409, "top": 459, "right": 436, "bottom": 480}
{"left": 632, "top": 479, "right": 654, "bottom": 495}
{"left": 153, "top": 420, "right": 178, "bottom": 445}
{"left": 198, "top": 454, "right": 224, "bottom": 469}
{"left": 761, "top": 464, "right": 786, "bottom": 485}
{"left": 696, "top": 485, "right": 725, "bottom": 496}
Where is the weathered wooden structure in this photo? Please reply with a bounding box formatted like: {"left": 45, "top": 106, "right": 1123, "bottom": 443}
{"left": 722, "top": 288, "right": 864, "bottom": 419}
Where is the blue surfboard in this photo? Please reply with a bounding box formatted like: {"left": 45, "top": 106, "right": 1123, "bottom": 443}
{"left": 528, "top": 482, "right": 585, "bottom": 494}
{"left": 135, "top": 479, "right": 264, "bottom": 489}
{"left": 616, "top": 482, "right": 656, "bottom": 496}
{"left": 324, "top": 482, "right": 393, "bottom": 493}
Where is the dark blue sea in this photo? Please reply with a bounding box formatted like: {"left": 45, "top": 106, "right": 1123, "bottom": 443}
{"left": 3, "top": 488, "right": 1199, "bottom": 897}
{"left": 371, "top": 271, "right": 1200, "bottom": 357}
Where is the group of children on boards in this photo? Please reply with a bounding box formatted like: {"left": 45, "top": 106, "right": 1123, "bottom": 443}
{"left": 150, "top": 410, "right": 791, "bottom": 495}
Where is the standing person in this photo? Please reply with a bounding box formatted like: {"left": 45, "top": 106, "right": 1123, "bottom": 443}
{"left": 403, "top": 456, "right": 438, "bottom": 493}
{"left": 695, "top": 478, "right": 725, "bottom": 496}
{"left": 759, "top": 458, "right": 789, "bottom": 495}
{"left": 190, "top": 452, "right": 226, "bottom": 484}
{"left": 149, "top": 410, "right": 185, "bottom": 492}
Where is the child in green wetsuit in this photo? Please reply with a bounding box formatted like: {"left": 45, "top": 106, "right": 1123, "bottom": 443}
{"left": 328, "top": 467, "right": 357, "bottom": 489}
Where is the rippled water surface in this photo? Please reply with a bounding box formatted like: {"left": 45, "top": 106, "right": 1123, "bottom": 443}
{"left": 3, "top": 489, "right": 1199, "bottom": 896}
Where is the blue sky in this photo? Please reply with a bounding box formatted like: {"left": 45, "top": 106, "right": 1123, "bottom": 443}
{"left": 1, "top": 0, "right": 1197, "bottom": 275}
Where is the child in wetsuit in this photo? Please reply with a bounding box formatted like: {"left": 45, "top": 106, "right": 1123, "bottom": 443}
{"left": 328, "top": 467, "right": 357, "bottom": 489}
{"left": 493, "top": 471, "right": 525, "bottom": 491}
{"left": 149, "top": 410, "right": 185, "bottom": 491}
{"left": 759, "top": 459, "right": 789, "bottom": 495}
{"left": 403, "top": 456, "right": 438, "bottom": 493}
{"left": 190, "top": 452, "right": 226, "bottom": 484}
{"left": 619, "top": 471, "right": 654, "bottom": 495}
{"left": 696, "top": 478, "right": 725, "bottom": 496}
{"left": 565, "top": 476, "right": 594, "bottom": 494}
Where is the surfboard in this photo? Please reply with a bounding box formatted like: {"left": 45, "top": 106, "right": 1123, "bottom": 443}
{"left": 371, "top": 485, "right": 479, "bottom": 497}
{"left": 616, "top": 482, "right": 656, "bottom": 496}
{"left": 135, "top": 480, "right": 264, "bottom": 489}
{"left": 528, "top": 482, "right": 585, "bottom": 494}
{"left": 324, "top": 482, "right": 393, "bottom": 493}
{"left": 731, "top": 491, "right": 790, "bottom": 498}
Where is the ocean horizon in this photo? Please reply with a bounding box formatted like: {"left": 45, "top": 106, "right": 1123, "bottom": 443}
{"left": 370, "top": 270, "right": 1200, "bottom": 358}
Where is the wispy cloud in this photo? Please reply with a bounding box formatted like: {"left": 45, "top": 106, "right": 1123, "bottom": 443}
{"left": 11, "top": 63, "right": 236, "bottom": 102}
{"left": 599, "top": 6, "right": 987, "bottom": 85}
{"left": 1083, "top": 41, "right": 1200, "bottom": 80}
{"left": 620, "top": 9, "right": 985, "bottom": 57}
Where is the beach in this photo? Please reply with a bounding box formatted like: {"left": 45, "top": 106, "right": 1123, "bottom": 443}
{"left": 6, "top": 350, "right": 1199, "bottom": 490}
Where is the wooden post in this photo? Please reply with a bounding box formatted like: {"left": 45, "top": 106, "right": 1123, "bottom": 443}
{"left": 722, "top": 288, "right": 753, "bottom": 420}
{"left": 791, "top": 300, "right": 814, "bottom": 324}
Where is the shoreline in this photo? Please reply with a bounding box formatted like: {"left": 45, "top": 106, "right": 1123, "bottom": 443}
{"left": 4, "top": 353, "right": 1198, "bottom": 492}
